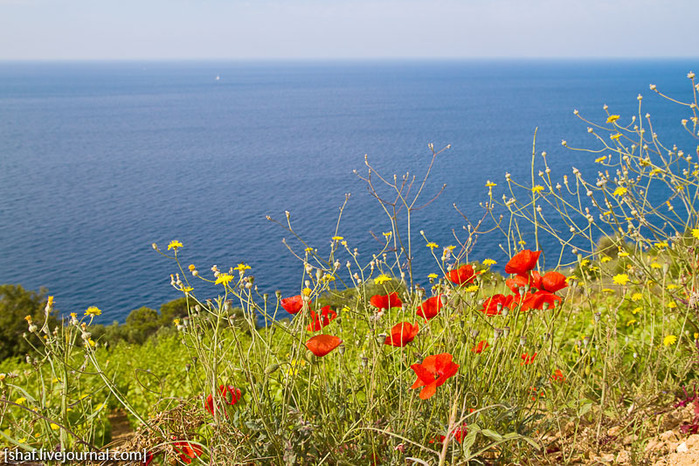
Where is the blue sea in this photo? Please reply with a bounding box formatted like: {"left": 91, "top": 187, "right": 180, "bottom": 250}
{"left": 0, "top": 60, "right": 696, "bottom": 322}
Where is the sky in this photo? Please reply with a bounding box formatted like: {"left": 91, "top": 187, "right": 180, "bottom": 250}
{"left": 0, "top": 0, "right": 697, "bottom": 60}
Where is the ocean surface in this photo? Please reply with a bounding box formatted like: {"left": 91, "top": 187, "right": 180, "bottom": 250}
{"left": 0, "top": 59, "right": 696, "bottom": 323}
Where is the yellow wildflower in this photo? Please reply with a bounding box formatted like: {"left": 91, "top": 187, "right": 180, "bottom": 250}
{"left": 518, "top": 240, "right": 527, "bottom": 246}
{"left": 626, "top": 319, "right": 637, "bottom": 326}
{"left": 188, "top": 264, "right": 196, "bottom": 272}
{"left": 88, "top": 339, "right": 96, "bottom": 347}
{"left": 618, "top": 252, "right": 630, "bottom": 257}
{"left": 595, "top": 156, "right": 607, "bottom": 163}
{"left": 214, "top": 273, "right": 233, "bottom": 285}
{"left": 444, "top": 245, "right": 456, "bottom": 252}
{"left": 601, "top": 256, "right": 611, "bottom": 263}
{"left": 663, "top": 335, "right": 677, "bottom": 347}
{"left": 580, "top": 259, "right": 590, "bottom": 267}
{"left": 532, "top": 185, "right": 544, "bottom": 193}
{"left": 613, "top": 187, "right": 627, "bottom": 196}
{"left": 302, "top": 287, "right": 312, "bottom": 296}
{"left": 234, "top": 263, "right": 251, "bottom": 272}
{"left": 631, "top": 292, "right": 643, "bottom": 302}
{"left": 613, "top": 274, "right": 629, "bottom": 285}
{"left": 482, "top": 259, "right": 497, "bottom": 266}
{"left": 50, "top": 423, "right": 59, "bottom": 431}
{"left": 331, "top": 236, "right": 344, "bottom": 241}
{"left": 606, "top": 115, "right": 620, "bottom": 124}
{"left": 321, "top": 275, "right": 335, "bottom": 283}
{"left": 693, "top": 229, "right": 699, "bottom": 239}
{"left": 650, "top": 262, "right": 662, "bottom": 269}
{"left": 173, "top": 319, "right": 180, "bottom": 326}
{"left": 374, "top": 274, "right": 392, "bottom": 285}
{"left": 70, "top": 312, "right": 77, "bottom": 319}
{"left": 602, "top": 288, "right": 615, "bottom": 293}
{"left": 667, "top": 284, "right": 678, "bottom": 291}
{"left": 24, "top": 315, "right": 32, "bottom": 322}
{"left": 167, "top": 240, "right": 183, "bottom": 251}
{"left": 654, "top": 242, "right": 668, "bottom": 249}
{"left": 695, "top": 332, "right": 699, "bottom": 340}
{"left": 182, "top": 286, "right": 193, "bottom": 294}
{"left": 382, "top": 232, "right": 392, "bottom": 238}
{"left": 14, "top": 397, "right": 26, "bottom": 405}
{"left": 427, "top": 273, "right": 439, "bottom": 279}
{"left": 485, "top": 180, "right": 497, "bottom": 187}
{"left": 632, "top": 307, "right": 641, "bottom": 314}
{"left": 426, "top": 242, "right": 439, "bottom": 249}
{"left": 667, "top": 301, "right": 677, "bottom": 309}
{"left": 610, "top": 133, "right": 622, "bottom": 141}
{"left": 305, "top": 247, "right": 314, "bottom": 252}
{"left": 465, "top": 285, "right": 479, "bottom": 293}
{"left": 47, "top": 296, "right": 54, "bottom": 308}
{"left": 84, "top": 306, "right": 102, "bottom": 317}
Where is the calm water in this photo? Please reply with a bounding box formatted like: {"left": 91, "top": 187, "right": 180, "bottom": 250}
{"left": 0, "top": 60, "right": 696, "bottom": 322}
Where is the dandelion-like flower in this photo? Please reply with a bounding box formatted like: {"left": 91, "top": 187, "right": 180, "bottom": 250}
{"left": 606, "top": 115, "right": 620, "bottom": 124}
{"left": 214, "top": 273, "right": 234, "bottom": 285}
{"left": 374, "top": 274, "right": 392, "bottom": 285}
{"left": 167, "top": 240, "right": 183, "bottom": 251}
{"left": 612, "top": 274, "right": 629, "bottom": 285}
{"left": 663, "top": 335, "right": 677, "bottom": 347}
{"left": 84, "top": 306, "right": 102, "bottom": 317}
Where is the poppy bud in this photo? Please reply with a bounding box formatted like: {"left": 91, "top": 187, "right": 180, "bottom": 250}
{"left": 264, "top": 364, "right": 279, "bottom": 375}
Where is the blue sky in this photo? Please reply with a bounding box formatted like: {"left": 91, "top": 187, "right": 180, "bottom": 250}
{"left": 0, "top": 0, "right": 697, "bottom": 60}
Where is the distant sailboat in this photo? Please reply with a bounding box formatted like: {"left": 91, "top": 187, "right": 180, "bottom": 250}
{"left": 215, "top": 75, "right": 221, "bottom": 81}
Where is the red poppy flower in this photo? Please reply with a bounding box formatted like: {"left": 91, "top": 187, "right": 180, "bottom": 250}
{"left": 519, "top": 291, "right": 562, "bottom": 312}
{"left": 471, "top": 340, "right": 489, "bottom": 353}
{"left": 307, "top": 305, "right": 337, "bottom": 332}
{"left": 417, "top": 295, "right": 443, "bottom": 320}
{"left": 505, "top": 274, "right": 530, "bottom": 293}
{"left": 205, "top": 385, "right": 242, "bottom": 416}
{"left": 521, "top": 352, "right": 537, "bottom": 365}
{"left": 172, "top": 441, "right": 203, "bottom": 464}
{"left": 551, "top": 369, "right": 565, "bottom": 382}
{"left": 370, "top": 292, "right": 403, "bottom": 311}
{"left": 541, "top": 271, "right": 568, "bottom": 293}
{"left": 281, "top": 295, "right": 306, "bottom": 314}
{"left": 448, "top": 264, "right": 477, "bottom": 285}
{"left": 305, "top": 334, "right": 342, "bottom": 357}
{"left": 505, "top": 249, "right": 541, "bottom": 275}
{"left": 384, "top": 322, "right": 419, "bottom": 347}
{"left": 441, "top": 424, "right": 469, "bottom": 444}
{"left": 481, "top": 294, "right": 515, "bottom": 316}
{"left": 410, "top": 352, "right": 460, "bottom": 400}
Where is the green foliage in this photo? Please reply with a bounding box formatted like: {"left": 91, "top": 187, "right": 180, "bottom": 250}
{"left": 159, "top": 297, "right": 189, "bottom": 326}
{"left": 0, "top": 284, "right": 57, "bottom": 360}
{"left": 124, "top": 306, "right": 160, "bottom": 345}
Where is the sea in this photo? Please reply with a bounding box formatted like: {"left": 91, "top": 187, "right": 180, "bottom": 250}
{"left": 0, "top": 59, "right": 696, "bottom": 323}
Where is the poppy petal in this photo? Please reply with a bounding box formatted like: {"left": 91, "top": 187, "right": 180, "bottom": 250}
{"left": 505, "top": 250, "right": 541, "bottom": 275}
{"left": 305, "top": 334, "right": 342, "bottom": 357}
{"left": 281, "top": 295, "right": 305, "bottom": 314}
